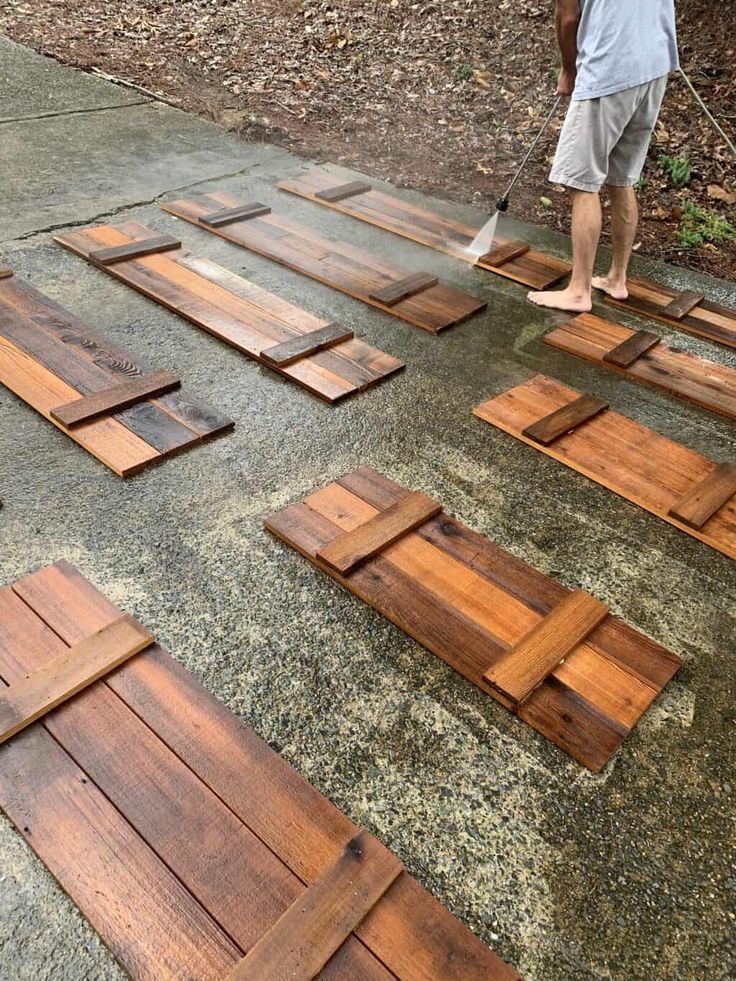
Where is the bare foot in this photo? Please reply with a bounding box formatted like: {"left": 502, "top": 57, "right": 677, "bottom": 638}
{"left": 592, "top": 274, "right": 628, "bottom": 300}
{"left": 527, "top": 288, "right": 592, "bottom": 313}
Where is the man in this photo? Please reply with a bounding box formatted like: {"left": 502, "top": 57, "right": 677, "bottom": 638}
{"left": 528, "top": 0, "right": 679, "bottom": 312}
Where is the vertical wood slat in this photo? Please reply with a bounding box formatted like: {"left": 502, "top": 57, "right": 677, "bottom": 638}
{"left": 0, "top": 615, "right": 153, "bottom": 743}
{"left": 483, "top": 590, "right": 609, "bottom": 704}
{"left": 229, "top": 832, "right": 403, "bottom": 980}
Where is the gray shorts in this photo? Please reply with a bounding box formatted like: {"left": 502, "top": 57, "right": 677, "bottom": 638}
{"left": 549, "top": 75, "right": 668, "bottom": 192}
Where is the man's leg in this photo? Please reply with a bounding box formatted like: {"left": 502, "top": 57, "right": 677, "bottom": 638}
{"left": 528, "top": 189, "right": 601, "bottom": 312}
{"left": 592, "top": 184, "right": 638, "bottom": 300}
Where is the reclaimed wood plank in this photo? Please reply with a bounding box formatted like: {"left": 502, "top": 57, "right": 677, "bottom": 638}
{"left": 31, "top": 560, "right": 517, "bottom": 980}
{"left": 483, "top": 590, "right": 609, "bottom": 705}
{"left": 474, "top": 374, "right": 736, "bottom": 560}
{"left": 663, "top": 289, "right": 705, "bottom": 320}
{"left": 317, "top": 491, "right": 442, "bottom": 574}
{"left": 602, "top": 329, "right": 660, "bottom": 367}
{"left": 605, "top": 277, "right": 736, "bottom": 349}
{"left": 261, "top": 323, "right": 354, "bottom": 367}
{"left": 0, "top": 615, "right": 152, "bottom": 744}
{"left": 55, "top": 223, "right": 404, "bottom": 403}
{"left": 668, "top": 463, "right": 736, "bottom": 529}
{"left": 368, "top": 272, "right": 438, "bottom": 306}
{"left": 199, "top": 202, "right": 271, "bottom": 227}
{"left": 545, "top": 313, "right": 736, "bottom": 421}
{"left": 316, "top": 181, "right": 372, "bottom": 203}
{"left": 89, "top": 235, "right": 181, "bottom": 265}
{"left": 480, "top": 240, "right": 530, "bottom": 267}
{"left": 50, "top": 371, "right": 180, "bottom": 427}
{"left": 522, "top": 393, "right": 609, "bottom": 445}
{"left": 278, "top": 167, "right": 571, "bottom": 289}
{"left": 161, "top": 192, "right": 487, "bottom": 333}
{"left": 231, "top": 832, "right": 402, "bottom": 980}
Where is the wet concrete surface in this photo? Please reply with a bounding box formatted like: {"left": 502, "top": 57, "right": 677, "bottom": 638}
{"left": 0, "top": 37, "right": 734, "bottom": 981}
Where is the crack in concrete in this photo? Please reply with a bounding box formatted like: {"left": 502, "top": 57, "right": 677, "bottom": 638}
{"left": 0, "top": 99, "right": 152, "bottom": 126}
{"left": 1, "top": 162, "right": 265, "bottom": 248}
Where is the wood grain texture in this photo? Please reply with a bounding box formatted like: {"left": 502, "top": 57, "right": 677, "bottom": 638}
{"left": 2, "top": 560, "right": 516, "bottom": 980}
{"left": 484, "top": 590, "right": 609, "bottom": 705}
{"left": 522, "top": 393, "right": 609, "bottom": 445}
{"left": 544, "top": 313, "right": 736, "bottom": 421}
{"left": 480, "top": 240, "right": 530, "bottom": 267}
{"left": 602, "top": 329, "right": 660, "bottom": 367}
{"left": 55, "top": 222, "right": 404, "bottom": 403}
{"left": 230, "top": 832, "right": 402, "bottom": 981}
{"left": 261, "top": 323, "right": 354, "bottom": 367}
{"left": 474, "top": 374, "right": 736, "bottom": 560}
{"left": 663, "top": 289, "right": 705, "bottom": 320}
{"left": 160, "top": 192, "right": 487, "bottom": 333}
{"left": 316, "top": 181, "right": 372, "bottom": 202}
{"left": 89, "top": 235, "right": 181, "bottom": 265}
{"left": 266, "top": 467, "right": 681, "bottom": 771}
{"left": 0, "top": 615, "right": 152, "bottom": 743}
{"left": 668, "top": 463, "right": 736, "bottom": 529}
{"left": 605, "top": 277, "right": 736, "bottom": 349}
{"left": 368, "top": 272, "right": 438, "bottom": 306}
{"left": 50, "top": 371, "right": 180, "bottom": 427}
{"left": 199, "top": 202, "right": 271, "bottom": 227}
{"left": 277, "top": 167, "right": 571, "bottom": 289}
{"left": 317, "top": 491, "right": 442, "bottom": 573}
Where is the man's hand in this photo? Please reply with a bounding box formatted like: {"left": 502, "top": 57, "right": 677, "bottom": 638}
{"left": 557, "top": 67, "right": 577, "bottom": 97}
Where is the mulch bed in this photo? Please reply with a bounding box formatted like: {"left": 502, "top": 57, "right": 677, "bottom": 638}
{"left": 2, "top": 0, "right": 735, "bottom": 279}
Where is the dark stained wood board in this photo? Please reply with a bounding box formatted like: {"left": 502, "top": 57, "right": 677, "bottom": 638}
{"left": 668, "top": 464, "right": 736, "bottom": 529}
{"left": 51, "top": 370, "right": 181, "bottom": 427}
{"left": 474, "top": 374, "right": 736, "bottom": 560}
{"left": 0, "top": 275, "right": 233, "bottom": 476}
{"left": 161, "top": 193, "right": 487, "bottom": 333}
{"left": 0, "top": 560, "right": 516, "bottom": 980}
{"left": 521, "top": 393, "right": 609, "bottom": 446}
{"left": 277, "top": 168, "right": 572, "bottom": 289}
{"left": 265, "top": 467, "right": 681, "bottom": 771}
{"left": 605, "top": 277, "right": 736, "bottom": 349}
{"left": 544, "top": 313, "right": 736, "bottom": 421}
{"left": 55, "top": 222, "right": 404, "bottom": 403}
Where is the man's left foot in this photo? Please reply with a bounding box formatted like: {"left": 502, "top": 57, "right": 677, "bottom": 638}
{"left": 527, "top": 288, "right": 592, "bottom": 313}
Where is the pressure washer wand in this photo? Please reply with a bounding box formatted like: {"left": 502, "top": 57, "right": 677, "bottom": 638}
{"left": 467, "top": 95, "right": 563, "bottom": 258}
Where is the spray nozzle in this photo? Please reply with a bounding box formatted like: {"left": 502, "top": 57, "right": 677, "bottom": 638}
{"left": 496, "top": 198, "right": 509, "bottom": 213}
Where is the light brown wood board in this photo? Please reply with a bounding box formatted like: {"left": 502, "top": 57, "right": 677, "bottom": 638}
{"left": 545, "top": 313, "right": 736, "bottom": 420}
{"left": 0, "top": 275, "right": 233, "bottom": 476}
{"left": 605, "top": 277, "right": 736, "bottom": 349}
{"left": 55, "top": 222, "right": 404, "bottom": 403}
{"left": 277, "top": 167, "right": 572, "bottom": 289}
{"left": 265, "top": 466, "right": 681, "bottom": 772}
{"left": 0, "top": 560, "right": 516, "bottom": 980}
{"left": 474, "top": 374, "right": 736, "bottom": 560}
{"left": 160, "top": 192, "right": 487, "bottom": 333}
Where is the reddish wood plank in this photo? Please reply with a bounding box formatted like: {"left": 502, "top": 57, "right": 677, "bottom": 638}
{"left": 230, "top": 832, "right": 402, "bottom": 980}
{"left": 368, "top": 272, "right": 438, "bottom": 306}
{"left": 522, "top": 393, "right": 609, "bottom": 445}
{"left": 89, "top": 235, "right": 181, "bottom": 265}
{"left": 50, "top": 371, "right": 181, "bottom": 427}
{"left": 484, "top": 590, "right": 609, "bottom": 705}
{"left": 668, "top": 463, "right": 736, "bottom": 529}
{"left": 317, "top": 491, "right": 442, "bottom": 574}
{"left": 480, "top": 240, "right": 530, "bottom": 267}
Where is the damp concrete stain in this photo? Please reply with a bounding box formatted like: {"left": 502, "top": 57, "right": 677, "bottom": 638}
{"left": 1, "top": 36, "right": 735, "bottom": 981}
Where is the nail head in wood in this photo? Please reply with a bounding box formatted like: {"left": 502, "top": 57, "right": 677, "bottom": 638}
{"left": 663, "top": 289, "right": 705, "bottom": 321}
{"left": 483, "top": 590, "right": 609, "bottom": 705}
{"left": 0, "top": 615, "right": 154, "bottom": 745}
{"left": 315, "top": 180, "right": 372, "bottom": 203}
{"left": 602, "top": 329, "right": 660, "bottom": 368}
{"left": 369, "top": 272, "right": 439, "bottom": 307}
{"left": 50, "top": 371, "right": 181, "bottom": 428}
{"left": 522, "top": 394, "right": 609, "bottom": 446}
{"left": 198, "top": 203, "right": 271, "bottom": 227}
{"left": 260, "top": 323, "right": 354, "bottom": 368}
{"left": 317, "top": 491, "right": 443, "bottom": 574}
{"left": 668, "top": 463, "right": 736, "bottom": 529}
{"left": 89, "top": 236, "right": 181, "bottom": 266}
{"left": 478, "top": 240, "right": 530, "bottom": 268}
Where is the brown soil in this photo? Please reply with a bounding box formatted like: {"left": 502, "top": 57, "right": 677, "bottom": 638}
{"left": 2, "top": 0, "right": 735, "bottom": 279}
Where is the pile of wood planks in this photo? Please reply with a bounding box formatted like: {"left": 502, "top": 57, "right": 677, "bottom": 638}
{"left": 0, "top": 560, "right": 516, "bottom": 980}
{"left": 266, "top": 466, "right": 682, "bottom": 772}
{"left": 0, "top": 270, "right": 233, "bottom": 476}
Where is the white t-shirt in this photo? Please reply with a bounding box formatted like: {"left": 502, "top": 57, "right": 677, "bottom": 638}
{"left": 573, "top": 0, "right": 680, "bottom": 101}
